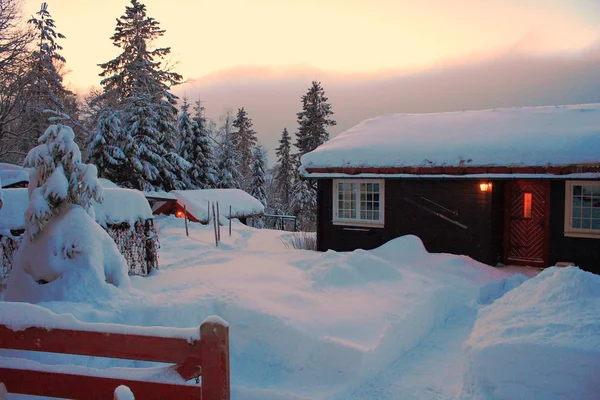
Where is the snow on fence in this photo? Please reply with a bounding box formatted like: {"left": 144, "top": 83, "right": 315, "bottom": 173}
{"left": 0, "top": 188, "right": 159, "bottom": 292}
{"left": 0, "top": 303, "right": 230, "bottom": 399}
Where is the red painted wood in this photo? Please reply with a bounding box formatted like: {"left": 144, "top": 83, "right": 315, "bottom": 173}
{"left": 305, "top": 165, "right": 600, "bottom": 176}
{"left": 0, "top": 368, "right": 201, "bottom": 399}
{"left": 0, "top": 325, "right": 201, "bottom": 365}
{"left": 0, "top": 319, "right": 230, "bottom": 400}
{"left": 504, "top": 180, "right": 550, "bottom": 266}
{"left": 200, "top": 321, "right": 231, "bottom": 400}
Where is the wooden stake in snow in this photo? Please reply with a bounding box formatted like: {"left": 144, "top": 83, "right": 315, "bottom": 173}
{"left": 229, "top": 205, "right": 232, "bottom": 237}
{"left": 216, "top": 202, "right": 221, "bottom": 242}
{"left": 207, "top": 200, "right": 210, "bottom": 222}
{"left": 183, "top": 205, "right": 189, "bottom": 237}
{"left": 212, "top": 202, "right": 218, "bottom": 247}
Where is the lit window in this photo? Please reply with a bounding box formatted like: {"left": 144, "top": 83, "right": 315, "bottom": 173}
{"left": 333, "top": 179, "right": 384, "bottom": 226}
{"left": 564, "top": 181, "right": 600, "bottom": 238}
{"left": 523, "top": 193, "right": 532, "bottom": 219}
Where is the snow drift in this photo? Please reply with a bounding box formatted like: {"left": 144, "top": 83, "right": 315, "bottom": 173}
{"left": 4, "top": 204, "right": 130, "bottom": 303}
{"left": 461, "top": 266, "right": 600, "bottom": 400}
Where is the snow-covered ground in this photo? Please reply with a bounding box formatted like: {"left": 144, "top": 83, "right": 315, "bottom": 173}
{"left": 2, "top": 217, "right": 598, "bottom": 399}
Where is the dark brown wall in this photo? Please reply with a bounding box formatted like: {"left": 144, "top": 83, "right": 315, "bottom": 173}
{"left": 548, "top": 181, "right": 600, "bottom": 274}
{"left": 317, "top": 179, "right": 503, "bottom": 266}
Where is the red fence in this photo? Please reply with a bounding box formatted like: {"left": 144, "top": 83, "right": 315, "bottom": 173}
{"left": 0, "top": 318, "right": 230, "bottom": 399}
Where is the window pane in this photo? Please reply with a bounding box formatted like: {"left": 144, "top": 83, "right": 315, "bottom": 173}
{"left": 573, "top": 207, "right": 581, "bottom": 218}
{"left": 582, "top": 219, "right": 591, "bottom": 229}
{"left": 373, "top": 211, "right": 379, "bottom": 220}
{"left": 591, "top": 186, "right": 600, "bottom": 196}
{"left": 523, "top": 193, "right": 532, "bottom": 219}
{"left": 573, "top": 185, "right": 582, "bottom": 196}
{"left": 374, "top": 183, "right": 380, "bottom": 192}
{"left": 582, "top": 208, "right": 591, "bottom": 218}
{"left": 593, "top": 208, "right": 600, "bottom": 218}
{"left": 592, "top": 219, "right": 600, "bottom": 230}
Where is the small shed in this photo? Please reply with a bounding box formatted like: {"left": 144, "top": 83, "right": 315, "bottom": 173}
{"left": 301, "top": 104, "right": 600, "bottom": 273}
{"left": 152, "top": 189, "right": 265, "bottom": 224}
{"left": 0, "top": 188, "right": 159, "bottom": 291}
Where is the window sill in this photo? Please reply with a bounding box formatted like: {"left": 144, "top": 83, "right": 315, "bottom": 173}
{"left": 333, "top": 220, "right": 384, "bottom": 229}
{"left": 564, "top": 231, "right": 600, "bottom": 239}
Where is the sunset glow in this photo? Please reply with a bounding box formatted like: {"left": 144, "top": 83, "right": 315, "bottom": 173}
{"left": 21, "top": 0, "right": 600, "bottom": 91}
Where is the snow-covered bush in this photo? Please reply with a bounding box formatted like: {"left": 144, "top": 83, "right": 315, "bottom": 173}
{"left": 4, "top": 124, "right": 131, "bottom": 303}
{"left": 24, "top": 124, "right": 103, "bottom": 239}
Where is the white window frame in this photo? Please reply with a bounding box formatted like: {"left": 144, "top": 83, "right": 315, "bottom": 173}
{"left": 333, "top": 179, "right": 385, "bottom": 228}
{"left": 564, "top": 180, "right": 600, "bottom": 239}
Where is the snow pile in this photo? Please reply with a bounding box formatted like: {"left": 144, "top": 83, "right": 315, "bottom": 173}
{"left": 307, "top": 249, "right": 403, "bottom": 288}
{"left": 93, "top": 188, "right": 153, "bottom": 227}
{"left": 99, "top": 178, "right": 119, "bottom": 188}
{"left": 4, "top": 204, "right": 131, "bottom": 303}
{"left": 171, "top": 189, "right": 265, "bottom": 222}
{"left": 301, "top": 104, "right": 600, "bottom": 170}
{"left": 461, "top": 267, "right": 600, "bottom": 400}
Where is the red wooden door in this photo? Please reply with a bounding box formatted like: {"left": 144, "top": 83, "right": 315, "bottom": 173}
{"left": 505, "top": 180, "right": 550, "bottom": 266}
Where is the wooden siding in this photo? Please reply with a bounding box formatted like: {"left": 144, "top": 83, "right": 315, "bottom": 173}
{"left": 548, "top": 181, "right": 600, "bottom": 274}
{"left": 317, "top": 179, "right": 502, "bottom": 266}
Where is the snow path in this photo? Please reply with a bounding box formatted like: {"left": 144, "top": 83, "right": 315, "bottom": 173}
{"left": 333, "top": 309, "right": 475, "bottom": 400}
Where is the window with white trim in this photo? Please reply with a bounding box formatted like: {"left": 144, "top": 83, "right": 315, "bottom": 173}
{"left": 564, "top": 181, "right": 600, "bottom": 238}
{"left": 333, "top": 179, "right": 384, "bottom": 226}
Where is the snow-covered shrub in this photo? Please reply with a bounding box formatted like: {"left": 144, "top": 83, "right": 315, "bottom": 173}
{"left": 4, "top": 124, "right": 131, "bottom": 303}
{"left": 114, "top": 385, "right": 135, "bottom": 400}
{"left": 24, "top": 124, "right": 103, "bottom": 239}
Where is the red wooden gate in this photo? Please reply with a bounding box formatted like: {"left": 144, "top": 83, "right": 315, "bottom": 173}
{"left": 504, "top": 180, "right": 550, "bottom": 266}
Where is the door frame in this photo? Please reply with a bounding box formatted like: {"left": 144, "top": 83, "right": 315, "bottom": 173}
{"left": 503, "top": 180, "right": 551, "bottom": 267}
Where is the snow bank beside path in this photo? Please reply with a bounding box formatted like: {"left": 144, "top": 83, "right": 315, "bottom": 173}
{"left": 461, "top": 267, "right": 600, "bottom": 400}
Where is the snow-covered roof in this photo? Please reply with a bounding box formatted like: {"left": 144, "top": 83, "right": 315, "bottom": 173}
{"left": 0, "top": 163, "right": 30, "bottom": 187}
{"left": 0, "top": 188, "right": 153, "bottom": 236}
{"left": 171, "top": 189, "right": 265, "bottom": 222}
{"left": 301, "top": 104, "right": 600, "bottom": 174}
{"left": 143, "top": 191, "right": 177, "bottom": 200}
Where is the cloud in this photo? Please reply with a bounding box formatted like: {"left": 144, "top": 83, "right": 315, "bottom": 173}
{"left": 175, "top": 44, "right": 600, "bottom": 166}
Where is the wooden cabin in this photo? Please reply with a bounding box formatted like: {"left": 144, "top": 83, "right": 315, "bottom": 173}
{"left": 301, "top": 104, "right": 600, "bottom": 274}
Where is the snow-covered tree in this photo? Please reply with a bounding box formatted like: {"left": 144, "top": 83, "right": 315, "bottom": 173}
{"left": 295, "top": 81, "right": 336, "bottom": 156}
{"left": 216, "top": 110, "right": 241, "bottom": 189}
{"left": 95, "top": 0, "right": 185, "bottom": 191}
{"left": 188, "top": 99, "right": 216, "bottom": 188}
{"left": 250, "top": 145, "right": 267, "bottom": 208}
{"left": 274, "top": 127, "right": 294, "bottom": 212}
{"left": 177, "top": 98, "right": 194, "bottom": 159}
{"left": 291, "top": 177, "right": 317, "bottom": 232}
{"left": 87, "top": 109, "right": 127, "bottom": 183}
{"left": 24, "top": 124, "right": 103, "bottom": 238}
{"left": 21, "top": 2, "right": 76, "bottom": 157}
{"left": 232, "top": 107, "right": 257, "bottom": 188}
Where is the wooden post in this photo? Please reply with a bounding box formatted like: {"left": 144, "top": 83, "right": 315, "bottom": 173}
{"left": 200, "top": 319, "right": 230, "bottom": 400}
{"left": 212, "top": 202, "right": 218, "bottom": 247}
{"left": 184, "top": 205, "right": 189, "bottom": 237}
{"left": 229, "top": 205, "right": 232, "bottom": 237}
{"left": 216, "top": 202, "right": 221, "bottom": 242}
{"left": 207, "top": 200, "right": 211, "bottom": 223}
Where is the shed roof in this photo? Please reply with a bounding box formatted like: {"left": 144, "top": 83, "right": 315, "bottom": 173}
{"left": 301, "top": 104, "right": 600, "bottom": 177}
{"left": 171, "top": 189, "right": 265, "bottom": 223}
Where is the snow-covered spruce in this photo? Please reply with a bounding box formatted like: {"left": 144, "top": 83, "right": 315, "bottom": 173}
{"left": 4, "top": 124, "right": 130, "bottom": 303}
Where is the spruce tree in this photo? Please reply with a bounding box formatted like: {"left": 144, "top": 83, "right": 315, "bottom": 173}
{"left": 95, "top": 0, "right": 185, "bottom": 191}
{"left": 232, "top": 107, "right": 257, "bottom": 187}
{"left": 216, "top": 111, "right": 240, "bottom": 189}
{"left": 87, "top": 109, "right": 127, "bottom": 183}
{"left": 190, "top": 99, "right": 216, "bottom": 188}
{"left": 22, "top": 3, "right": 76, "bottom": 156}
{"left": 274, "top": 127, "right": 293, "bottom": 212}
{"left": 295, "top": 81, "right": 336, "bottom": 156}
{"left": 177, "top": 98, "right": 194, "bottom": 159}
{"left": 249, "top": 145, "right": 267, "bottom": 208}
